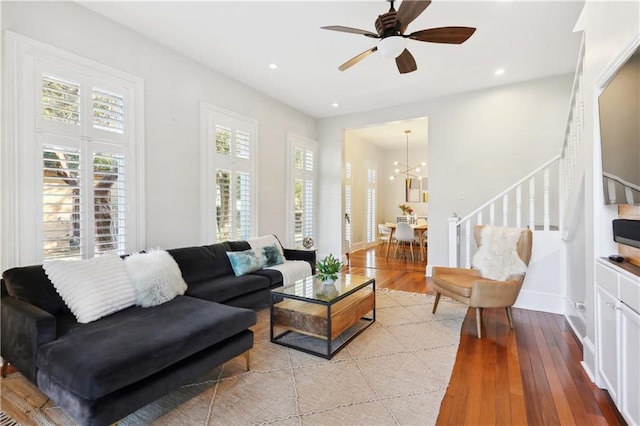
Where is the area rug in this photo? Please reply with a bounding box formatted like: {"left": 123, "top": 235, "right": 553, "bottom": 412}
{"left": 0, "top": 289, "right": 466, "bottom": 425}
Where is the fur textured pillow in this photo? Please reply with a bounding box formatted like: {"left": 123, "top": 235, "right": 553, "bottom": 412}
{"left": 472, "top": 225, "right": 528, "bottom": 281}
{"left": 124, "top": 250, "right": 188, "bottom": 307}
{"left": 261, "top": 244, "right": 285, "bottom": 267}
{"left": 43, "top": 254, "right": 136, "bottom": 323}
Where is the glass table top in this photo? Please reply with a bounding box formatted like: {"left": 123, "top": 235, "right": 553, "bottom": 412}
{"left": 271, "top": 273, "right": 374, "bottom": 304}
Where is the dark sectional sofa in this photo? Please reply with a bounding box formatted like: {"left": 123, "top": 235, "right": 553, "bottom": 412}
{"left": 0, "top": 237, "right": 315, "bottom": 426}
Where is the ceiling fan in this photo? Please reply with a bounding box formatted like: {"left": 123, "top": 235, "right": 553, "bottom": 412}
{"left": 321, "top": 0, "right": 476, "bottom": 74}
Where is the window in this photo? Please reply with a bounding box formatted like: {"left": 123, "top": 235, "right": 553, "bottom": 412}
{"left": 366, "top": 161, "right": 377, "bottom": 245}
{"left": 201, "top": 103, "right": 257, "bottom": 243}
{"left": 3, "top": 32, "right": 144, "bottom": 266}
{"left": 345, "top": 162, "right": 352, "bottom": 245}
{"left": 37, "top": 73, "right": 132, "bottom": 260}
{"left": 287, "top": 134, "right": 318, "bottom": 248}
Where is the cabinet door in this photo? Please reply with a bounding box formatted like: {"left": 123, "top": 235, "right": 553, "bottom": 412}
{"left": 597, "top": 287, "right": 619, "bottom": 403}
{"left": 620, "top": 303, "right": 640, "bottom": 426}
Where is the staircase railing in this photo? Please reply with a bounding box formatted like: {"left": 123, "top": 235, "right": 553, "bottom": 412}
{"left": 448, "top": 155, "right": 561, "bottom": 267}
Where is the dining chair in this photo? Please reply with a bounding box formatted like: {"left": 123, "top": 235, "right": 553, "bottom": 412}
{"left": 416, "top": 218, "right": 428, "bottom": 247}
{"left": 393, "top": 222, "right": 417, "bottom": 261}
{"left": 378, "top": 224, "right": 392, "bottom": 253}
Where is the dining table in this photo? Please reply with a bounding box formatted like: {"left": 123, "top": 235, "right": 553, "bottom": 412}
{"left": 383, "top": 222, "right": 428, "bottom": 262}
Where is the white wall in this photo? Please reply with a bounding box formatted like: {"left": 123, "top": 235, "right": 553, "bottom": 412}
{"left": 1, "top": 1, "right": 316, "bottom": 254}
{"left": 318, "top": 74, "right": 573, "bottom": 267}
{"left": 572, "top": 0, "right": 640, "bottom": 378}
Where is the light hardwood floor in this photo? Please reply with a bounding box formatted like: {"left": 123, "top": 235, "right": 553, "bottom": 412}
{"left": 347, "top": 245, "right": 626, "bottom": 425}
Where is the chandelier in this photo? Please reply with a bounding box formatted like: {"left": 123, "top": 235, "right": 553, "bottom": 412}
{"left": 389, "top": 130, "right": 426, "bottom": 181}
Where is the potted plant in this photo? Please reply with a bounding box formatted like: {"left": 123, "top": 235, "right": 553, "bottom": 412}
{"left": 316, "top": 253, "right": 343, "bottom": 284}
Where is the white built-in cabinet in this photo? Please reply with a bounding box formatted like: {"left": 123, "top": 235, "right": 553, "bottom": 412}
{"left": 595, "top": 259, "right": 640, "bottom": 426}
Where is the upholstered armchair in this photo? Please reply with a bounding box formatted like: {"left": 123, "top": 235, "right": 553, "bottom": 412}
{"left": 432, "top": 225, "right": 533, "bottom": 338}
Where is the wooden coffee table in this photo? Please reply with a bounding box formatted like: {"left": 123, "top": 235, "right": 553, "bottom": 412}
{"left": 270, "top": 274, "right": 375, "bottom": 359}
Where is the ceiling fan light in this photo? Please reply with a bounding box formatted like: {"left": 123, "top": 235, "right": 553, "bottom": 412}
{"left": 378, "top": 36, "right": 406, "bottom": 59}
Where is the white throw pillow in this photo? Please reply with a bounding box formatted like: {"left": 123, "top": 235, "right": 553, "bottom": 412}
{"left": 43, "top": 254, "right": 136, "bottom": 323}
{"left": 124, "top": 250, "right": 188, "bottom": 307}
{"left": 472, "top": 225, "right": 528, "bottom": 281}
{"left": 247, "top": 235, "right": 285, "bottom": 257}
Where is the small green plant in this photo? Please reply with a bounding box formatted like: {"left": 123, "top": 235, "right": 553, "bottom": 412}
{"left": 316, "top": 253, "right": 343, "bottom": 282}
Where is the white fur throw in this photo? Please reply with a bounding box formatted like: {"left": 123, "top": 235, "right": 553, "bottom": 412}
{"left": 43, "top": 254, "right": 136, "bottom": 323}
{"left": 472, "top": 225, "right": 528, "bottom": 281}
{"left": 266, "top": 260, "right": 311, "bottom": 286}
{"left": 124, "top": 250, "right": 188, "bottom": 307}
{"left": 247, "top": 235, "right": 284, "bottom": 257}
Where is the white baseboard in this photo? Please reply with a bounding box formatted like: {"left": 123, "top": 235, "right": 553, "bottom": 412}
{"left": 582, "top": 336, "right": 597, "bottom": 384}
{"left": 426, "top": 264, "right": 435, "bottom": 276}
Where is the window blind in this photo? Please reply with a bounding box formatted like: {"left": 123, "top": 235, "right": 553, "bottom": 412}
{"left": 236, "top": 171, "right": 251, "bottom": 240}
{"left": 289, "top": 137, "right": 317, "bottom": 248}
{"left": 93, "top": 152, "right": 126, "bottom": 254}
{"left": 366, "top": 163, "right": 377, "bottom": 244}
{"left": 39, "top": 71, "right": 134, "bottom": 260}
{"left": 236, "top": 130, "right": 251, "bottom": 160}
{"left": 216, "top": 125, "right": 231, "bottom": 155}
{"left": 211, "top": 123, "right": 254, "bottom": 242}
{"left": 42, "top": 74, "right": 80, "bottom": 126}
{"left": 42, "top": 145, "right": 83, "bottom": 259}
{"left": 216, "top": 169, "right": 232, "bottom": 241}
{"left": 345, "top": 161, "right": 352, "bottom": 244}
{"left": 92, "top": 88, "right": 124, "bottom": 133}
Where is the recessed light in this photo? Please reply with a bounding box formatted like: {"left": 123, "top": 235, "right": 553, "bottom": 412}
{"left": 494, "top": 68, "right": 505, "bottom": 76}
{"left": 331, "top": 102, "right": 339, "bottom": 108}
{"left": 269, "top": 63, "right": 278, "bottom": 70}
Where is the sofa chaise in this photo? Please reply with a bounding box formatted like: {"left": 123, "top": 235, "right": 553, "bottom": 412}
{"left": 0, "top": 235, "right": 315, "bottom": 425}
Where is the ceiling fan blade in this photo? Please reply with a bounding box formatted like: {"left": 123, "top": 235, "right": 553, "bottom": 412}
{"left": 339, "top": 47, "right": 378, "bottom": 71}
{"left": 408, "top": 27, "right": 476, "bottom": 44}
{"left": 321, "top": 26, "right": 379, "bottom": 38}
{"left": 396, "top": 49, "right": 417, "bottom": 74}
{"left": 395, "top": 0, "right": 432, "bottom": 33}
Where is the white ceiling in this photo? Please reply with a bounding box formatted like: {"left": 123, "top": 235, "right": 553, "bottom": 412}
{"left": 79, "top": 0, "right": 584, "bottom": 124}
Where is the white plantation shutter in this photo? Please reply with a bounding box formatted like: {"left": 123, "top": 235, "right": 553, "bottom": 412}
{"left": 42, "top": 74, "right": 81, "bottom": 126}
{"left": 37, "top": 70, "right": 137, "bottom": 260}
{"left": 287, "top": 134, "right": 318, "bottom": 248}
{"left": 366, "top": 162, "right": 377, "bottom": 244}
{"left": 92, "top": 88, "right": 124, "bottom": 134}
{"left": 294, "top": 179, "right": 304, "bottom": 247}
{"left": 5, "top": 33, "right": 144, "bottom": 266}
{"left": 236, "top": 130, "right": 251, "bottom": 159}
{"left": 216, "top": 125, "right": 231, "bottom": 155}
{"left": 216, "top": 169, "right": 232, "bottom": 241}
{"left": 42, "top": 145, "right": 83, "bottom": 259}
{"left": 304, "top": 180, "right": 314, "bottom": 239}
{"left": 202, "top": 104, "right": 257, "bottom": 243}
{"left": 236, "top": 171, "right": 251, "bottom": 240}
{"left": 93, "top": 151, "right": 126, "bottom": 255}
{"left": 345, "top": 162, "right": 352, "bottom": 244}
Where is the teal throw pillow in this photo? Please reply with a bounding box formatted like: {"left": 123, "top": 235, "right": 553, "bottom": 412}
{"left": 262, "top": 244, "right": 285, "bottom": 267}
{"left": 226, "top": 249, "right": 263, "bottom": 277}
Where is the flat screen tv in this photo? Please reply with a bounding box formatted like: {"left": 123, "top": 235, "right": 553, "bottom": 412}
{"left": 599, "top": 48, "right": 640, "bottom": 205}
